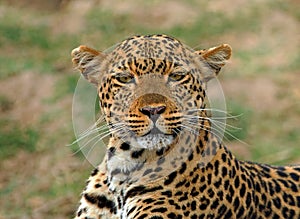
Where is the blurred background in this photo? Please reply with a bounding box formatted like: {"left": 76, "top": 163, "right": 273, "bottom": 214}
{"left": 0, "top": 0, "right": 299, "bottom": 218}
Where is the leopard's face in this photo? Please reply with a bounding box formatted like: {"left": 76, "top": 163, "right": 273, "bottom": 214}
{"left": 101, "top": 58, "right": 205, "bottom": 149}
{"left": 72, "top": 35, "right": 231, "bottom": 150}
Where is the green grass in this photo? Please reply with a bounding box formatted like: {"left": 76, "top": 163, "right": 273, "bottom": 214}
{"left": 0, "top": 9, "right": 80, "bottom": 78}
{"left": 269, "top": 0, "right": 300, "bottom": 20}
{"left": 166, "top": 7, "right": 262, "bottom": 46}
{"left": 0, "top": 16, "right": 51, "bottom": 76}
{"left": 82, "top": 3, "right": 263, "bottom": 49}
{"left": 0, "top": 22, "right": 51, "bottom": 49}
{"left": 83, "top": 9, "right": 148, "bottom": 48}
{"left": 0, "top": 120, "right": 39, "bottom": 158}
{"left": 0, "top": 95, "right": 14, "bottom": 112}
{"left": 51, "top": 74, "right": 79, "bottom": 101}
{"left": 248, "top": 110, "right": 300, "bottom": 165}
{"left": 288, "top": 52, "right": 300, "bottom": 72}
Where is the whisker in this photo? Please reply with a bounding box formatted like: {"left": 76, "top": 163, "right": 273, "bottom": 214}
{"left": 183, "top": 119, "right": 247, "bottom": 145}
{"left": 186, "top": 108, "right": 228, "bottom": 113}
{"left": 71, "top": 124, "right": 127, "bottom": 155}
{"left": 183, "top": 121, "right": 224, "bottom": 140}
{"left": 179, "top": 124, "right": 201, "bottom": 136}
{"left": 182, "top": 114, "right": 242, "bottom": 133}
{"left": 211, "top": 120, "right": 241, "bottom": 130}
{"left": 183, "top": 114, "right": 242, "bottom": 120}
{"left": 74, "top": 126, "right": 109, "bottom": 143}
{"left": 71, "top": 130, "right": 112, "bottom": 155}
{"left": 84, "top": 130, "right": 121, "bottom": 159}
{"left": 68, "top": 118, "right": 109, "bottom": 147}
{"left": 79, "top": 116, "right": 106, "bottom": 136}
{"left": 182, "top": 123, "right": 227, "bottom": 143}
{"left": 185, "top": 108, "right": 242, "bottom": 119}
{"left": 74, "top": 126, "right": 110, "bottom": 143}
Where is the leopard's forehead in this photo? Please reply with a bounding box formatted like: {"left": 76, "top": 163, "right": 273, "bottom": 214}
{"left": 108, "top": 34, "right": 196, "bottom": 65}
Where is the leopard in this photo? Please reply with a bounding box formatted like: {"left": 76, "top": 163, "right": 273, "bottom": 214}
{"left": 71, "top": 34, "right": 300, "bottom": 219}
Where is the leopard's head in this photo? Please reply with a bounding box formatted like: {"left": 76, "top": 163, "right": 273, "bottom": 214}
{"left": 72, "top": 35, "right": 231, "bottom": 150}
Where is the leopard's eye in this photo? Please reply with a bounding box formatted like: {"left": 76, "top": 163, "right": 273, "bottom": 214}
{"left": 116, "top": 74, "right": 135, "bottom": 84}
{"left": 168, "top": 72, "right": 186, "bottom": 82}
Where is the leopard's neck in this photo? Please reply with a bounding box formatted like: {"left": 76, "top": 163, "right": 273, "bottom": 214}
{"left": 105, "top": 117, "right": 224, "bottom": 193}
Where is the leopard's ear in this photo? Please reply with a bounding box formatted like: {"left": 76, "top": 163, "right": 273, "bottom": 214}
{"left": 195, "top": 44, "right": 232, "bottom": 82}
{"left": 71, "top": 45, "right": 106, "bottom": 85}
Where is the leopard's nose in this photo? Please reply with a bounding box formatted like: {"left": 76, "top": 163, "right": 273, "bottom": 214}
{"left": 139, "top": 105, "right": 166, "bottom": 117}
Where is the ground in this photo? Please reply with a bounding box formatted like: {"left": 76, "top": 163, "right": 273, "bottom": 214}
{"left": 0, "top": 0, "right": 299, "bottom": 218}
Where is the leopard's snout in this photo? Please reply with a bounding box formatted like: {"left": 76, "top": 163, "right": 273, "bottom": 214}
{"left": 139, "top": 105, "right": 166, "bottom": 122}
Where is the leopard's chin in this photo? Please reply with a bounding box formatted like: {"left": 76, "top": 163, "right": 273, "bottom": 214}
{"left": 135, "top": 133, "right": 174, "bottom": 150}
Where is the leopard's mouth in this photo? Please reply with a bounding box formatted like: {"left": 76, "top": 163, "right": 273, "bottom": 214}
{"left": 134, "top": 127, "right": 179, "bottom": 149}
{"left": 141, "top": 126, "right": 169, "bottom": 136}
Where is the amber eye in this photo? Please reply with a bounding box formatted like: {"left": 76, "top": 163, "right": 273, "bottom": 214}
{"left": 168, "top": 72, "right": 186, "bottom": 82}
{"left": 116, "top": 75, "right": 135, "bottom": 83}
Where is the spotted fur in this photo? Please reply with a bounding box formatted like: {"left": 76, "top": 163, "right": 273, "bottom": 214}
{"left": 72, "top": 34, "right": 300, "bottom": 219}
